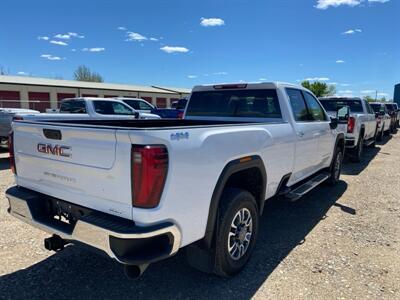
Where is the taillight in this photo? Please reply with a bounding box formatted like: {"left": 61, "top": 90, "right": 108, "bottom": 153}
{"left": 347, "top": 117, "right": 355, "bottom": 133}
{"left": 131, "top": 145, "right": 168, "bottom": 208}
{"left": 177, "top": 111, "right": 184, "bottom": 119}
{"left": 8, "top": 132, "right": 16, "bottom": 174}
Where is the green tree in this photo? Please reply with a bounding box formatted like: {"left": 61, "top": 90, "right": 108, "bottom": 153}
{"left": 301, "top": 81, "right": 336, "bottom": 97}
{"left": 73, "top": 65, "right": 104, "bottom": 82}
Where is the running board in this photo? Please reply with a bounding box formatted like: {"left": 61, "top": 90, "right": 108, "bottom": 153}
{"left": 285, "top": 172, "right": 330, "bottom": 202}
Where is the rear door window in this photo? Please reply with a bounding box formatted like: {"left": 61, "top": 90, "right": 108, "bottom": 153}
{"left": 59, "top": 100, "right": 87, "bottom": 113}
{"left": 93, "top": 101, "right": 135, "bottom": 115}
{"left": 186, "top": 89, "right": 282, "bottom": 119}
{"left": 286, "top": 89, "right": 309, "bottom": 121}
{"left": 302, "top": 92, "right": 327, "bottom": 121}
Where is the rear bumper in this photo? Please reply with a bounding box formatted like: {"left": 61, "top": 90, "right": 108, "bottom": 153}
{"left": 5, "top": 186, "right": 181, "bottom": 265}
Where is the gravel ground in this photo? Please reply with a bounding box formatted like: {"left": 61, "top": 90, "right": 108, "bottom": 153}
{"left": 0, "top": 134, "right": 399, "bottom": 300}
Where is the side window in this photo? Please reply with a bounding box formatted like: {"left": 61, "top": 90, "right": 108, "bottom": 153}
{"left": 286, "top": 89, "right": 309, "bottom": 122}
{"left": 302, "top": 92, "right": 327, "bottom": 121}
{"left": 123, "top": 100, "right": 140, "bottom": 110}
{"left": 93, "top": 101, "right": 135, "bottom": 115}
{"left": 139, "top": 101, "right": 152, "bottom": 110}
{"left": 59, "top": 100, "right": 87, "bottom": 113}
{"left": 365, "top": 102, "right": 374, "bottom": 114}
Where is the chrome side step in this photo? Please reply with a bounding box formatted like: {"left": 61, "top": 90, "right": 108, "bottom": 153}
{"left": 285, "top": 172, "right": 330, "bottom": 202}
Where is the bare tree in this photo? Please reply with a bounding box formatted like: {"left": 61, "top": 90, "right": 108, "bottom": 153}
{"left": 73, "top": 65, "right": 104, "bottom": 82}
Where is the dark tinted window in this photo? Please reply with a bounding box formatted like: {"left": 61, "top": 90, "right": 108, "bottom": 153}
{"left": 186, "top": 89, "right": 282, "bottom": 119}
{"left": 319, "top": 99, "right": 363, "bottom": 113}
{"left": 93, "top": 101, "right": 135, "bottom": 115}
{"left": 123, "top": 100, "right": 140, "bottom": 110}
{"left": 286, "top": 89, "right": 309, "bottom": 121}
{"left": 176, "top": 99, "right": 188, "bottom": 109}
{"left": 138, "top": 101, "right": 153, "bottom": 110}
{"left": 59, "top": 100, "right": 87, "bottom": 113}
{"left": 370, "top": 104, "right": 383, "bottom": 113}
{"left": 303, "top": 92, "right": 327, "bottom": 121}
{"left": 385, "top": 104, "right": 395, "bottom": 111}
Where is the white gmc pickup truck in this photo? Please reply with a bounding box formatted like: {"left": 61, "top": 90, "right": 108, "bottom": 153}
{"left": 6, "top": 83, "right": 346, "bottom": 278}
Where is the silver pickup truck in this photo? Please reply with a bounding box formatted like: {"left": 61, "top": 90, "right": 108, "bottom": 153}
{"left": 0, "top": 108, "right": 40, "bottom": 146}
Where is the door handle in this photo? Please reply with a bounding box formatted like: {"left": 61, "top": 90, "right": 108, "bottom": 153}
{"left": 297, "top": 131, "right": 305, "bottom": 137}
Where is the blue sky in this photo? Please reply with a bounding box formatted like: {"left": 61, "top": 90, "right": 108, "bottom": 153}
{"left": 0, "top": 0, "right": 398, "bottom": 98}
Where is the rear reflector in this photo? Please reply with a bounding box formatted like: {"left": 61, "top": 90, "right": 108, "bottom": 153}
{"left": 347, "top": 117, "right": 355, "bottom": 133}
{"left": 8, "top": 132, "right": 16, "bottom": 174}
{"left": 213, "top": 84, "right": 247, "bottom": 89}
{"left": 12, "top": 116, "right": 24, "bottom": 121}
{"left": 131, "top": 145, "right": 168, "bottom": 208}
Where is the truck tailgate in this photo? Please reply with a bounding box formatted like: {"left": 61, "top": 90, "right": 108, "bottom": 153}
{"left": 13, "top": 122, "right": 133, "bottom": 220}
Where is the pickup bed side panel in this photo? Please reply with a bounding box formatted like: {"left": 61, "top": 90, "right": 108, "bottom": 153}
{"left": 129, "top": 123, "right": 295, "bottom": 246}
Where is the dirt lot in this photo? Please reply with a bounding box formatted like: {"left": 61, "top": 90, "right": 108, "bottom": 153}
{"left": 0, "top": 134, "right": 399, "bottom": 300}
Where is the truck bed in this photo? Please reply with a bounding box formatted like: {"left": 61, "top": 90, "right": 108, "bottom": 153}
{"left": 21, "top": 118, "right": 266, "bottom": 129}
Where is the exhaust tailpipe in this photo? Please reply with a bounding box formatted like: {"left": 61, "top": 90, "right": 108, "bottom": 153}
{"left": 44, "top": 235, "right": 66, "bottom": 251}
{"left": 124, "top": 264, "right": 149, "bottom": 279}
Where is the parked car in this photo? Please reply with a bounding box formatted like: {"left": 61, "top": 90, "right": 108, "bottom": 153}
{"left": 17, "top": 98, "right": 161, "bottom": 121}
{"left": 393, "top": 103, "right": 400, "bottom": 128}
{"left": 6, "top": 82, "right": 346, "bottom": 278}
{"left": 369, "top": 102, "right": 391, "bottom": 140}
{"left": 319, "top": 97, "right": 377, "bottom": 162}
{"left": 0, "top": 108, "right": 40, "bottom": 147}
{"left": 119, "top": 97, "right": 186, "bottom": 119}
{"left": 384, "top": 102, "right": 398, "bottom": 133}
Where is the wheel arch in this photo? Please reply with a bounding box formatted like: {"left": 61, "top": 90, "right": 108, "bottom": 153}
{"left": 201, "top": 155, "right": 266, "bottom": 249}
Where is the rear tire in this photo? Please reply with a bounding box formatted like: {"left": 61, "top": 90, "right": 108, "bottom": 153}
{"left": 377, "top": 125, "right": 384, "bottom": 141}
{"left": 350, "top": 134, "right": 363, "bottom": 163}
{"left": 327, "top": 148, "right": 343, "bottom": 185}
{"left": 213, "top": 188, "right": 259, "bottom": 277}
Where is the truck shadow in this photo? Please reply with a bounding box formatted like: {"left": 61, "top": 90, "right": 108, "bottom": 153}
{"left": 342, "top": 146, "right": 380, "bottom": 176}
{"left": 0, "top": 181, "right": 348, "bottom": 299}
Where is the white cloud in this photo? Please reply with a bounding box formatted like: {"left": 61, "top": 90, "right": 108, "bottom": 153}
{"left": 54, "top": 34, "right": 71, "bottom": 40}
{"left": 54, "top": 32, "right": 84, "bottom": 39}
{"left": 200, "top": 17, "right": 225, "bottom": 27}
{"left": 336, "top": 59, "right": 345, "bottom": 63}
{"left": 50, "top": 40, "right": 68, "bottom": 46}
{"left": 330, "top": 82, "right": 338, "bottom": 85}
{"left": 40, "top": 54, "right": 64, "bottom": 61}
{"left": 187, "top": 75, "right": 197, "bottom": 79}
{"left": 361, "top": 90, "right": 375, "bottom": 93}
{"left": 377, "top": 92, "right": 389, "bottom": 96}
{"left": 338, "top": 90, "right": 354, "bottom": 94}
{"left": 71, "top": 48, "right": 76, "bottom": 52}
{"left": 126, "top": 32, "right": 147, "bottom": 41}
{"left": 149, "top": 37, "right": 159, "bottom": 41}
{"left": 17, "top": 71, "right": 28, "bottom": 75}
{"left": 342, "top": 28, "right": 362, "bottom": 34}
{"left": 38, "top": 36, "right": 49, "bottom": 40}
{"left": 67, "top": 32, "right": 85, "bottom": 38}
{"left": 315, "top": 0, "right": 362, "bottom": 9}
{"left": 304, "top": 77, "right": 330, "bottom": 81}
{"left": 213, "top": 71, "right": 228, "bottom": 75}
{"left": 259, "top": 78, "right": 268, "bottom": 81}
{"left": 117, "top": 26, "right": 127, "bottom": 31}
{"left": 340, "top": 83, "right": 351, "bottom": 86}
{"left": 160, "top": 46, "right": 189, "bottom": 53}
{"left": 82, "top": 47, "right": 105, "bottom": 52}
{"left": 368, "top": 0, "right": 390, "bottom": 3}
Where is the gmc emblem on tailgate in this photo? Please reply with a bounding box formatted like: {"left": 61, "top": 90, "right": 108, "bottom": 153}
{"left": 37, "top": 143, "right": 72, "bottom": 158}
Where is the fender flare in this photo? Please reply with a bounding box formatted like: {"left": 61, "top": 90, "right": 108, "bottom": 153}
{"left": 201, "top": 155, "right": 266, "bottom": 249}
{"left": 330, "top": 133, "right": 345, "bottom": 169}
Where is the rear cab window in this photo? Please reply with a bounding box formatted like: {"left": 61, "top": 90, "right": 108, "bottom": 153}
{"left": 59, "top": 100, "right": 87, "bottom": 113}
{"left": 319, "top": 99, "right": 364, "bottom": 113}
{"left": 185, "top": 89, "right": 282, "bottom": 121}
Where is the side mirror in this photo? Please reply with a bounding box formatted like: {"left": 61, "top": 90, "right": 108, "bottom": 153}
{"left": 337, "top": 106, "right": 350, "bottom": 124}
{"left": 330, "top": 117, "right": 338, "bottom": 130}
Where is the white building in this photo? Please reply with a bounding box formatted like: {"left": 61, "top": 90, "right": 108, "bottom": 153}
{"left": 0, "top": 75, "right": 191, "bottom": 112}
